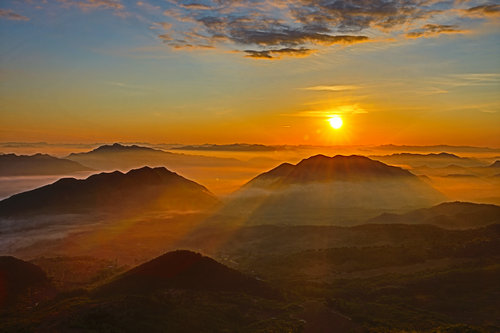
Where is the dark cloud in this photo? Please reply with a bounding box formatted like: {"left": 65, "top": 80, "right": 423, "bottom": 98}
{"left": 244, "top": 47, "right": 315, "bottom": 59}
{"left": 465, "top": 4, "right": 500, "bottom": 16}
{"left": 406, "top": 24, "right": 463, "bottom": 38}
{"left": 0, "top": 9, "right": 29, "bottom": 21}
{"left": 3, "top": 0, "right": 498, "bottom": 59}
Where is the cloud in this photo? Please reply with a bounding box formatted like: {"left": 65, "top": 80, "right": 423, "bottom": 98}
{"left": 0, "top": 9, "right": 29, "bottom": 21}
{"left": 244, "top": 47, "right": 315, "bottom": 59}
{"left": 302, "top": 85, "right": 360, "bottom": 92}
{"left": 3, "top": 0, "right": 499, "bottom": 59}
{"left": 57, "top": 0, "right": 124, "bottom": 11}
{"left": 406, "top": 24, "right": 463, "bottom": 38}
{"left": 465, "top": 4, "right": 500, "bottom": 17}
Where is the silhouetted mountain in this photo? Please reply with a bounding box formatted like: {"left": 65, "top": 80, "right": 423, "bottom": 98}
{"left": 247, "top": 154, "right": 415, "bottom": 187}
{"left": 216, "top": 155, "right": 445, "bottom": 225}
{"left": 66, "top": 143, "right": 241, "bottom": 171}
{"left": 490, "top": 160, "right": 500, "bottom": 168}
{"left": 0, "top": 153, "right": 93, "bottom": 176}
{"left": 370, "top": 152, "right": 484, "bottom": 168}
{"left": 368, "top": 201, "right": 500, "bottom": 229}
{"left": 0, "top": 256, "right": 51, "bottom": 308}
{"left": 0, "top": 167, "right": 219, "bottom": 217}
{"left": 97, "top": 250, "right": 278, "bottom": 298}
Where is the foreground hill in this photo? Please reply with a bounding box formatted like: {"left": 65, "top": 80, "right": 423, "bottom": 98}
{"left": 0, "top": 256, "right": 52, "bottom": 309}
{"left": 96, "top": 250, "right": 278, "bottom": 298}
{"left": 217, "top": 155, "right": 445, "bottom": 225}
{"left": 368, "top": 201, "right": 500, "bottom": 229}
{"left": 66, "top": 143, "right": 241, "bottom": 171}
{"left": 0, "top": 153, "right": 93, "bottom": 176}
{"left": 1, "top": 252, "right": 298, "bottom": 333}
{"left": 0, "top": 166, "right": 219, "bottom": 217}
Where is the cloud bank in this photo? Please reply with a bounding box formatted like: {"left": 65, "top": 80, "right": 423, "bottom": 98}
{"left": 1, "top": 0, "right": 498, "bottom": 59}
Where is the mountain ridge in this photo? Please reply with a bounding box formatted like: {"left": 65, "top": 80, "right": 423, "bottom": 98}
{"left": 0, "top": 153, "right": 93, "bottom": 176}
{"left": 0, "top": 166, "right": 219, "bottom": 217}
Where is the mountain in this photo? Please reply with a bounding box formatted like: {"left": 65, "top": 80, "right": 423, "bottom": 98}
{"left": 0, "top": 256, "right": 51, "bottom": 309}
{"left": 0, "top": 166, "right": 219, "bottom": 218}
{"left": 66, "top": 143, "right": 242, "bottom": 171}
{"left": 490, "top": 160, "right": 500, "bottom": 168}
{"left": 0, "top": 153, "right": 93, "bottom": 176}
{"left": 370, "top": 152, "right": 484, "bottom": 168}
{"left": 96, "top": 250, "right": 278, "bottom": 298}
{"left": 368, "top": 201, "right": 500, "bottom": 229}
{"left": 247, "top": 154, "right": 415, "bottom": 187}
{"left": 215, "top": 155, "right": 445, "bottom": 225}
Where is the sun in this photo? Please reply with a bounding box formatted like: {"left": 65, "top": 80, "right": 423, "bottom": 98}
{"left": 328, "top": 115, "right": 343, "bottom": 129}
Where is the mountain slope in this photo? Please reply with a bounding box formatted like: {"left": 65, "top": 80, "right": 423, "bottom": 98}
{"left": 216, "top": 155, "right": 445, "bottom": 226}
{"left": 96, "top": 250, "right": 278, "bottom": 299}
{"left": 0, "top": 166, "right": 219, "bottom": 217}
{"left": 368, "top": 201, "right": 500, "bottom": 229}
{"left": 0, "top": 153, "right": 93, "bottom": 176}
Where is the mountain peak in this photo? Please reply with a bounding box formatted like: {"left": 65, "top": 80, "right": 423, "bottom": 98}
{"left": 490, "top": 160, "right": 500, "bottom": 168}
{"left": 92, "top": 143, "right": 157, "bottom": 153}
{"left": 249, "top": 154, "right": 414, "bottom": 187}
{"left": 0, "top": 166, "right": 219, "bottom": 217}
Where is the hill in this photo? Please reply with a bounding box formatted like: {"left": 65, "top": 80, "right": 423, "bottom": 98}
{"left": 0, "top": 252, "right": 297, "bottom": 333}
{"left": 0, "top": 256, "right": 51, "bottom": 309}
{"left": 96, "top": 250, "right": 278, "bottom": 298}
{"left": 0, "top": 166, "right": 219, "bottom": 217}
{"left": 216, "top": 155, "right": 445, "bottom": 225}
{"left": 368, "top": 201, "right": 500, "bottom": 229}
{"left": 0, "top": 153, "right": 93, "bottom": 176}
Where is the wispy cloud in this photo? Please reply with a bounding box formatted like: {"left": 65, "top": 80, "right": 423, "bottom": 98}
{"left": 406, "top": 24, "right": 464, "bottom": 38}
{"left": 0, "top": 9, "right": 29, "bottom": 21}
{"left": 302, "top": 85, "right": 360, "bottom": 92}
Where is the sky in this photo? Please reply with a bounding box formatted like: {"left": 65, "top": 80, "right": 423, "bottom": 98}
{"left": 0, "top": 0, "right": 499, "bottom": 146}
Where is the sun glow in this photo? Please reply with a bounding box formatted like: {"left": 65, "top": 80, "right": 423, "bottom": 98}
{"left": 328, "top": 115, "right": 343, "bottom": 129}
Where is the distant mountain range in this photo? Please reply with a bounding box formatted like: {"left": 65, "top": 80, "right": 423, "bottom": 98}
{"left": 216, "top": 155, "right": 445, "bottom": 225}
{"left": 374, "top": 144, "right": 500, "bottom": 153}
{"left": 0, "top": 166, "right": 219, "bottom": 218}
{"left": 368, "top": 201, "right": 500, "bottom": 229}
{"left": 0, "top": 153, "right": 93, "bottom": 176}
{"left": 172, "top": 143, "right": 283, "bottom": 152}
{"left": 65, "top": 143, "right": 242, "bottom": 171}
{"left": 370, "top": 152, "right": 485, "bottom": 168}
